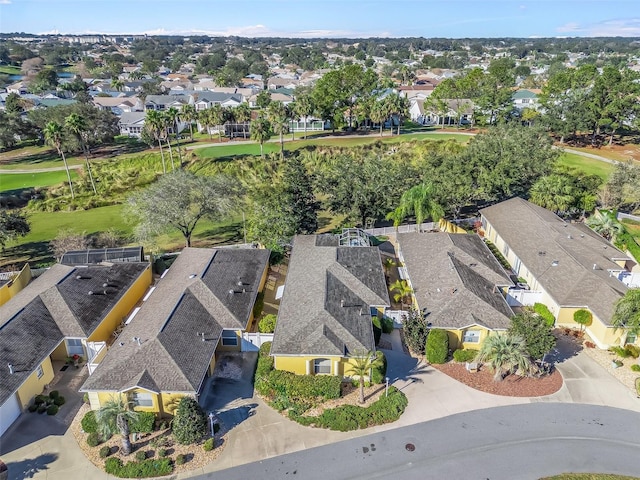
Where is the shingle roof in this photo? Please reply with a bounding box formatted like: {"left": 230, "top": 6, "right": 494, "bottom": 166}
{"left": 480, "top": 197, "right": 629, "bottom": 324}
{"left": 397, "top": 232, "right": 513, "bottom": 330}
{"left": 0, "top": 262, "right": 149, "bottom": 406}
{"left": 81, "top": 247, "right": 269, "bottom": 394}
{"left": 271, "top": 235, "right": 390, "bottom": 357}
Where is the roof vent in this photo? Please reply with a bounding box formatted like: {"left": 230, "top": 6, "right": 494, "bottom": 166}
{"left": 237, "top": 280, "right": 244, "bottom": 286}
{"left": 8, "top": 363, "right": 14, "bottom": 375}
{"left": 567, "top": 235, "right": 572, "bottom": 239}
{"left": 119, "top": 342, "right": 125, "bottom": 346}
{"left": 551, "top": 260, "right": 559, "bottom": 267}
{"left": 538, "top": 251, "right": 546, "bottom": 256}
{"left": 76, "top": 275, "right": 92, "bottom": 280}
{"left": 88, "top": 290, "right": 106, "bottom": 296}
{"left": 229, "top": 289, "right": 234, "bottom": 295}
{"left": 189, "top": 274, "right": 197, "bottom": 279}
{"left": 133, "top": 337, "right": 141, "bottom": 346}
{"left": 593, "top": 263, "right": 599, "bottom": 270}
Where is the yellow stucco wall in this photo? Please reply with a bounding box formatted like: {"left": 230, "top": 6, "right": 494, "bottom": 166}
{"left": 87, "top": 265, "right": 152, "bottom": 343}
{"left": 91, "top": 390, "right": 189, "bottom": 417}
{"left": 0, "top": 264, "right": 32, "bottom": 306}
{"left": 16, "top": 357, "right": 54, "bottom": 409}
{"left": 208, "top": 354, "right": 216, "bottom": 376}
{"left": 274, "top": 355, "right": 357, "bottom": 376}
{"left": 446, "top": 327, "right": 493, "bottom": 351}
{"left": 216, "top": 330, "right": 242, "bottom": 352}
{"left": 50, "top": 341, "right": 68, "bottom": 361}
{"left": 556, "top": 307, "right": 624, "bottom": 348}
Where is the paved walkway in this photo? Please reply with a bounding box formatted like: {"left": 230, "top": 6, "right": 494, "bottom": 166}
{"left": 2, "top": 339, "right": 639, "bottom": 479}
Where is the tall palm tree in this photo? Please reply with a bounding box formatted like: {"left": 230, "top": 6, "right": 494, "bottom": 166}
{"left": 251, "top": 114, "right": 272, "bottom": 158}
{"left": 612, "top": 289, "right": 640, "bottom": 338}
{"left": 384, "top": 93, "right": 410, "bottom": 136}
{"left": 208, "top": 104, "right": 225, "bottom": 142}
{"left": 110, "top": 78, "right": 124, "bottom": 92}
{"left": 65, "top": 113, "right": 97, "bottom": 194}
{"left": 95, "top": 396, "right": 140, "bottom": 456}
{"left": 370, "top": 99, "right": 388, "bottom": 137}
{"left": 586, "top": 211, "right": 624, "bottom": 241}
{"left": 165, "top": 107, "right": 183, "bottom": 165}
{"left": 180, "top": 104, "right": 197, "bottom": 142}
{"left": 347, "top": 351, "right": 382, "bottom": 404}
{"left": 267, "top": 101, "right": 288, "bottom": 158}
{"left": 397, "top": 183, "right": 444, "bottom": 231}
{"left": 390, "top": 279, "right": 413, "bottom": 310}
{"left": 235, "top": 103, "right": 252, "bottom": 140}
{"left": 293, "top": 92, "right": 314, "bottom": 139}
{"left": 476, "top": 334, "right": 533, "bottom": 381}
{"left": 145, "top": 110, "right": 166, "bottom": 174}
{"left": 43, "top": 121, "right": 74, "bottom": 199}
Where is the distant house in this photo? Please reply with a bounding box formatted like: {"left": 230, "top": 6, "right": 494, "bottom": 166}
{"left": 144, "top": 94, "right": 189, "bottom": 111}
{"left": 0, "top": 262, "right": 152, "bottom": 436}
{"left": 271, "top": 234, "right": 390, "bottom": 376}
{"left": 267, "top": 77, "right": 299, "bottom": 90}
{"left": 480, "top": 197, "right": 637, "bottom": 348}
{"left": 119, "top": 111, "right": 146, "bottom": 137}
{"left": 92, "top": 96, "right": 142, "bottom": 115}
{"left": 193, "top": 92, "right": 243, "bottom": 111}
{"left": 6, "top": 81, "right": 28, "bottom": 95}
{"left": 80, "top": 247, "right": 269, "bottom": 416}
{"left": 419, "top": 98, "right": 474, "bottom": 126}
{"left": 512, "top": 89, "right": 541, "bottom": 111}
{"left": 397, "top": 232, "right": 514, "bottom": 350}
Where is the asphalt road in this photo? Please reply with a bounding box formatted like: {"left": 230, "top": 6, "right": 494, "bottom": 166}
{"left": 200, "top": 403, "right": 640, "bottom": 480}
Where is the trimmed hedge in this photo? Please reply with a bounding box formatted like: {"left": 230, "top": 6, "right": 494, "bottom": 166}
{"left": 453, "top": 349, "right": 478, "bottom": 363}
{"left": 130, "top": 412, "right": 156, "bottom": 434}
{"left": 46, "top": 405, "right": 59, "bottom": 415}
{"left": 81, "top": 410, "right": 98, "bottom": 433}
{"left": 104, "top": 457, "right": 174, "bottom": 478}
{"left": 426, "top": 329, "right": 449, "bottom": 364}
{"left": 371, "top": 317, "right": 382, "bottom": 345}
{"left": 370, "top": 351, "right": 387, "bottom": 384}
{"left": 573, "top": 309, "right": 592, "bottom": 327}
{"left": 99, "top": 446, "right": 111, "bottom": 458}
{"left": 291, "top": 387, "right": 408, "bottom": 431}
{"left": 533, "top": 303, "right": 555, "bottom": 327}
{"left": 172, "top": 397, "right": 207, "bottom": 445}
{"left": 258, "top": 314, "right": 277, "bottom": 333}
{"left": 380, "top": 316, "right": 394, "bottom": 334}
{"left": 625, "top": 344, "right": 640, "bottom": 359}
{"left": 203, "top": 438, "right": 215, "bottom": 451}
{"left": 54, "top": 396, "right": 66, "bottom": 406}
{"left": 87, "top": 432, "right": 101, "bottom": 447}
{"left": 631, "top": 364, "right": 640, "bottom": 372}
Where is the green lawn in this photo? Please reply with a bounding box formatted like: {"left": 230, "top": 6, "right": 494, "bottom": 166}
{"left": 0, "top": 170, "right": 79, "bottom": 192}
{"left": 0, "top": 65, "right": 21, "bottom": 75}
{"left": 557, "top": 152, "right": 615, "bottom": 181}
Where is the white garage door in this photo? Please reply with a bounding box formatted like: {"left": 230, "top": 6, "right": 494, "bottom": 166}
{"left": 0, "top": 393, "right": 22, "bottom": 437}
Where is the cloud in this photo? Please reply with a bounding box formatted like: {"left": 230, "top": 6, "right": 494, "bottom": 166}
{"left": 556, "top": 22, "right": 583, "bottom": 33}
{"left": 589, "top": 18, "right": 640, "bottom": 36}
{"left": 0, "top": 0, "right": 12, "bottom": 5}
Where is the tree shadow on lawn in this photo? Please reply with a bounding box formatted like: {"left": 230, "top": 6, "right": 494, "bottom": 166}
{"left": 0, "top": 240, "right": 53, "bottom": 270}
{"left": 195, "top": 223, "right": 243, "bottom": 247}
{"left": 5, "top": 453, "right": 59, "bottom": 480}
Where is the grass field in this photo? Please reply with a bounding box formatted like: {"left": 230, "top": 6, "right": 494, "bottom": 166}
{"left": 0, "top": 169, "right": 79, "bottom": 191}
{"left": 0, "top": 65, "right": 21, "bottom": 75}
{"left": 622, "top": 218, "right": 640, "bottom": 241}
{"left": 557, "top": 152, "right": 615, "bottom": 181}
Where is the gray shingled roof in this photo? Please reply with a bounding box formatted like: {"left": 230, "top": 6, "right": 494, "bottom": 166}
{"left": 480, "top": 197, "right": 629, "bottom": 324}
{"left": 271, "top": 235, "right": 390, "bottom": 357}
{"left": 397, "top": 232, "right": 514, "bottom": 330}
{"left": 81, "top": 247, "right": 269, "bottom": 395}
{"left": 0, "top": 263, "right": 149, "bottom": 406}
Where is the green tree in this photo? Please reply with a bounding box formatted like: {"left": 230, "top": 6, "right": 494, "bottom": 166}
{"left": 267, "top": 101, "right": 288, "bottom": 158}
{"left": 110, "top": 78, "right": 124, "bottom": 92}
{"left": 126, "top": 171, "right": 241, "bottom": 247}
{"left": 508, "top": 311, "right": 556, "bottom": 360}
{"left": 573, "top": 309, "right": 593, "bottom": 332}
{"left": 586, "top": 211, "right": 624, "bottom": 241}
{"left": 180, "top": 104, "right": 197, "bottom": 142}
{"left": 292, "top": 90, "right": 314, "bottom": 139}
{"left": 0, "top": 210, "right": 30, "bottom": 249}
{"left": 165, "top": 107, "right": 183, "bottom": 165}
{"left": 29, "top": 68, "right": 58, "bottom": 93}
{"left": 369, "top": 98, "right": 389, "bottom": 137}
{"left": 144, "top": 110, "right": 167, "bottom": 174}
{"left": 476, "top": 334, "right": 533, "bottom": 381}
{"left": 390, "top": 279, "right": 413, "bottom": 310}
{"left": 235, "top": 102, "right": 252, "bottom": 140}
{"left": 43, "top": 121, "right": 75, "bottom": 199}
{"left": 425, "top": 328, "right": 449, "bottom": 364}
{"left": 250, "top": 114, "right": 272, "bottom": 158}
{"left": 172, "top": 397, "right": 207, "bottom": 445}
{"left": 347, "top": 350, "right": 382, "bottom": 404}
{"left": 391, "top": 183, "right": 444, "bottom": 230}
{"left": 256, "top": 90, "right": 271, "bottom": 109}
{"left": 95, "top": 396, "right": 140, "bottom": 456}
{"left": 402, "top": 308, "right": 429, "bottom": 355}
{"left": 612, "top": 289, "right": 640, "bottom": 338}
{"left": 383, "top": 93, "right": 409, "bottom": 135}
{"left": 65, "top": 113, "right": 97, "bottom": 194}
{"left": 206, "top": 104, "right": 225, "bottom": 142}
{"left": 258, "top": 314, "right": 277, "bottom": 333}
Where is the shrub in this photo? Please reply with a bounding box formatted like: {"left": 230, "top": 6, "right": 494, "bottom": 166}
{"left": 573, "top": 309, "right": 592, "bottom": 329}
{"left": 370, "top": 351, "right": 387, "bottom": 384}
{"left": 625, "top": 344, "right": 640, "bottom": 359}
{"left": 533, "top": 303, "right": 555, "bottom": 327}
{"left": 176, "top": 454, "right": 186, "bottom": 465}
{"left": 371, "top": 317, "right": 382, "bottom": 345}
{"left": 631, "top": 364, "right": 640, "bottom": 372}
{"left": 105, "top": 457, "right": 173, "bottom": 478}
{"left": 157, "top": 448, "right": 167, "bottom": 458}
{"left": 37, "top": 405, "right": 47, "bottom": 414}
{"left": 81, "top": 410, "right": 98, "bottom": 433}
{"left": 48, "top": 390, "right": 60, "bottom": 400}
{"left": 380, "top": 316, "right": 394, "bottom": 334}
{"left": 46, "top": 405, "right": 59, "bottom": 415}
{"left": 253, "top": 291, "right": 265, "bottom": 319}
{"left": 172, "top": 397, "right": 207, "bottom": 445}
{"left": 584, "top": 341, "right": 596, "bottom": 348}
{"left": 610, "top": 346, "right": 630, "bottom": 358}
{"left": 83, "top": 393, "right": 89, "bottom": 404}
{"left": 34, "top": 395, "right": 48, "bottom": 405}
{"left": 426, "top": 329, "right": 449, "bottom": 364}
{"left": 28, "top": 404, "right": 38, "bottom": 413}
{"left": 258, "top": 314, "right": 277, "bottom": 333}
{"left": 135, "top": 451, "right": 147, "bottom": 461}
{"left": 130, "top": 412, "right": 156, "bottom": 433}
{"left": 54, "top": 396, "right": 66, "bottom": 406}
{"left": 99, "top": 446, "right": 111, "bottom": 458}
{"left": 453, "top": 349, "right": 478, "bottom": 363}
{"left": 508, "top": 311, "right": 557, "bottom": 360}
{"left": 203, "top": 438, "right": 215, "bottom": 451}
{"left": 87, "top": 432, "right": 101, "bottom": 447}
{"left": 402, "top": 309, "right": 428, "bottom": 354}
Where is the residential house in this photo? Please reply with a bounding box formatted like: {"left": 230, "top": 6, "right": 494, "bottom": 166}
{"left": 397, "top": 232, "right": 514, "bottom": 350}
{"left": 512, "top": 89, "right": 541, "bottom": 111}
{"left": 80, "top": 247, "right": 269, "bottom": 416}
{"left": 6, "top": 81, "right": 28, "bottom": 95}
{"left": 271, "top": 233, "right": 390, "bottom": 376}
{"left": 144, "top": 94, "right": 189, "bottom": 111}
{"left": 0, "top": 262, "right": 152, "bottom": 436}
{"left": 480, "top": 197, "right": 636, "bottom": 348}
{"left": 418, "top": 98, "right": 474, "bottom": 126}
{"left": 192, "top": 92, "right": 243, "bottom": 112}
{"left": 119, "top": 111, "right": 146, "bottom": 137}
{"left": 92, "top": 96, "right": 142, "bottom": 115}
{"left": 267, "top": 77, "right": 299, "bottom": 90}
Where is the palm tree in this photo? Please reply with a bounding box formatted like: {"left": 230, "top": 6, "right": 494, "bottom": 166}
{"left": 65, "top": 113, "right": 97, "bottom": 194}
{"left": 385, "top": 206, "right": 406, "bottom": 230}
{"left": 347, "top": 351, "right": 382, "bottom": 404}
{"left": 160, "top": 111, "right": 175, "bottom": 171}
{"left": 208, "top": 104, "right": 225, "bottom": 142}
{"left": 370, "top": 99, "right": 388, "bottom": 137}
{"left": 476, "top": 334, "right": 533, "bottom": 381}
{"left": 529, "top": 175, "right": 576, "bottom": 214}
{"left": 180, "top": 104, "right": 197, "bottom": 142}
{"left": 267, "top": 101, "right": 288, "bottom": 158}
{"left": 586, "top": 211, "right": 624, "bottom": 241}
{"left": 165, "top": 107, "right": 183, "bottom": 165}
{"left": 390, "top": 279, "right": 413, "bottom": 310}
{"left": 110, "top": 78, "right": 124, "bottom": 92}
{"left": 235, "top": 103, "right": 252, "bottom": 140}
{"left": 382, "top": 257, "right": 396, "bottom": 278}
{"left": 612, "top": 289, "right": 640, "bottom": 339}
{"left": 396, "top": 183, "right": 444, "bottom": 231}
{"left": 251, "top": 114, "right": 272, "bottom": 158}
{"left": 43, "top": 121, "right": 75, "bottom": 199}
{"left": 384, "top": 93, "right": 410, "bottom": 136}
{"left": 145, "top": 110, "right": 166, "bottom": 174}
{"left": 293, "top": 92, "right": 314, "bottom": 139}
{"left": 95, "top": 396, "right": 140, "bottom": 456}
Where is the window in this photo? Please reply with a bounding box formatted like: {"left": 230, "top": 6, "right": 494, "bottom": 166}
{"left": 462, "top": 330, "right": 481, "bottom": 343}
{"left": 132, "top": 392, "right": 153, "bottom": 407}
{"left": 502, "top": 243, "right": 510, "bottom": 258}
{"left": 36, "top": 365, "right": 44, "bottom": 379}
{"left": 66, "top": 338, "right": 84, "bottom": 355}
{"left": 314, "top": 358, "right": 332, "bottom": 374}
{"left": 221, "top": 330, "right": 238, "bottom": 346}
{"left": 626, "top": 333, "right": 637, "bottom": 345}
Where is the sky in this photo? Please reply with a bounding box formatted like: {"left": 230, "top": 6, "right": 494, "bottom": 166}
{"left": 1, "top": 0, "right": 640, "bottom": 38}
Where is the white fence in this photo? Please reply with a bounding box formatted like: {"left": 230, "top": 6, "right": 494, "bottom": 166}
{"left": 241, "top": 332, "right": 274, "bottom": 352}
{"left": 383, "top": 310, "right": 407, "bottom": 328}
{"left": 506, "top": 288, "right": 543, "bottom": 307}
{"left": 363, "top": 218, "right": 479, "bottom": 237}
{"left": 617, "top": 212, "right": 640, "bottom": 223}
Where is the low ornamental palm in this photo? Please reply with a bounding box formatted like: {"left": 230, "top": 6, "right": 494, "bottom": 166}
{"left": 95, "top": 396, "right": 140, "bottom": 456}
{"left": 476, "top": 334, "right": 533, "bottom": 382}
{"left": 347, "top": 351, "right": 382, "bottom": 404}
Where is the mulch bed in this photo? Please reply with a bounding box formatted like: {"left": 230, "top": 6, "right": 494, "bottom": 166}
{"left": 432, "top": 362, "right": 564, "bottom": 397}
